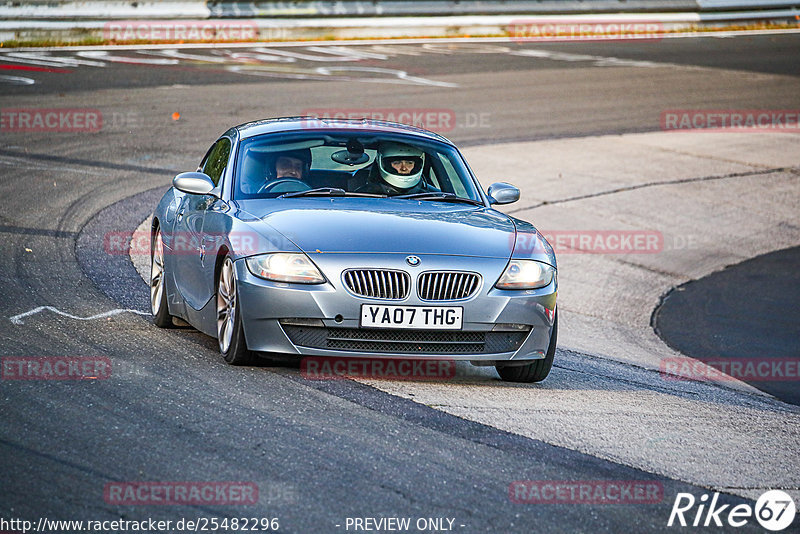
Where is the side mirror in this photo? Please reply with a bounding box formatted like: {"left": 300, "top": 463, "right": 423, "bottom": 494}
{"left": 173, "top": 172, "right": 215, "bottom": 195}
{"left": 487, "top": 182, "right": 520, "bottom": 205}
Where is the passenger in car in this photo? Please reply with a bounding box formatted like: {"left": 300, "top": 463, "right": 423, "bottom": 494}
{"left": 356, "top": 142, "right": 429, "bottom": 196}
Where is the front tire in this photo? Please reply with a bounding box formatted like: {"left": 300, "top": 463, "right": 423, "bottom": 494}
{"left": 496, "top": 313, "right": 558, "bottom": 383}
{"left": 216, "top": 257, "right": 254, "bottom": 365}
{"left": 150, "top": 229, "right": 173, "bottom": 328}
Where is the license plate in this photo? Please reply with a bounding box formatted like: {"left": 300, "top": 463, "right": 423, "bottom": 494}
{"left": 360, "top": 305, "right": 463, "bottom": 330}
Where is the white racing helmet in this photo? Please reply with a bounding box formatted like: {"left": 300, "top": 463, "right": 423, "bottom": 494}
{"left": 377, "top": 142, "right": 425, "bottom": 190}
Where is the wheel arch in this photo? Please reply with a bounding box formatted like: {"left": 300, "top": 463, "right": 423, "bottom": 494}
{"left": 214, "top": 245, "right": 231, "bottom": 292}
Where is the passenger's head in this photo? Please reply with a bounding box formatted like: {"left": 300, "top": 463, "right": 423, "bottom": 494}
{"left": 377, "top": 142, "right": 425, "bottom": 190}
{"left": 274, "top": 148, "right": 311, "bottom": 180}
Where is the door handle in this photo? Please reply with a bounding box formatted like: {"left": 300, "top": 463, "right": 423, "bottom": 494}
{"left": 177, "top": 208, "right": 185, "bottom": 221}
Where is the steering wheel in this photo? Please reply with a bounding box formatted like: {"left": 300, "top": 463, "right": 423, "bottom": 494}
{"left": 256, "top": 178, "right": 311, "bottom": 195}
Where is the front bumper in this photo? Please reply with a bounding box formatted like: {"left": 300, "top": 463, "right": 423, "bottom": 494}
{"left": 234, "top": 253, "right": 556, "bottom": 361}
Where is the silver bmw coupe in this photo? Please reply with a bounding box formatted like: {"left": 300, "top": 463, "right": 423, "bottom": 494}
{"left": 151, "top": 118, "right": 558, "bottom": 382}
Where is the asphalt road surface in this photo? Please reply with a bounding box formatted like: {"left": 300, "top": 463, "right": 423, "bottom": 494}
{"left": 654, "top": 245, "right": 800, "bottom": 406}
{"left": 1, "top": 33, "right": 799, "bottom": 533}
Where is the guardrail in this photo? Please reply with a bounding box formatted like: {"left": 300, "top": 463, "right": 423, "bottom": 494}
{"left": 0, "top": 0, "right": 797, "bottom": 45}
{"left": 0, "top": 2, "right": 208, "bottom": 20}
{"left": 209, "top": 1, "right": 701, "bottom": 18}
{"left": 1, "top": 0, "right": 798, "bottom": 19}
{"left": 211, "top": 0, "right": 800, "bottom": 17}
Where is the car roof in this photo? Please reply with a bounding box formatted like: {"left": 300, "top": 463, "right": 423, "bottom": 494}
{"left": 233, "top": 116, "right": 454, "bottom": 145}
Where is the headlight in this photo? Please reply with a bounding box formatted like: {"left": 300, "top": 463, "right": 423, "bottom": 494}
{"left": 245, "top": 253, "right": 325, "bottom": 284}
{"left": 495, "top": 260, "right": 555, "bottom": 290}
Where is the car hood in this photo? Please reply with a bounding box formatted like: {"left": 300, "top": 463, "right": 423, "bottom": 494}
{"left": 237, "top": 199, "right": 516, "bottom": 258}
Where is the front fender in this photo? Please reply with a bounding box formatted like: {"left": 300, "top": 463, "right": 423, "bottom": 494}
{"left": 508, "top": 217, "right": 557, "bottom": 269}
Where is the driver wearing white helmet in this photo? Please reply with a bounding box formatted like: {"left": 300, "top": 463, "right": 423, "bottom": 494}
{"left": 357, "top": 142, "right": 428, "bottom": 195}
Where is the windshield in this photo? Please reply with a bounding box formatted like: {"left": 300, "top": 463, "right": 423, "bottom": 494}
{"left": 233, "top": 131, "right": 483, "bottom": 202}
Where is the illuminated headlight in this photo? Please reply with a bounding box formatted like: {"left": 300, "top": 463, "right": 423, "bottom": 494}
{"left": 495, "top": 260, "right": 555, "bottom": 290}
{"left": 245, "top": 253, "right": 325, "bottom": 284}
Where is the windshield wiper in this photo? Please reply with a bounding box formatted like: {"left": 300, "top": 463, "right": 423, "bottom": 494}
{"left": 280, "top": 188, "right": 386, "bottom": 198}
{"left": 393, "top": 192, "right": 484, "bottom": 205}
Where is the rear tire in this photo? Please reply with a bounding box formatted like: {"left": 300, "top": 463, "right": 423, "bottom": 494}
{"left": 150, "top": 229, "right": 173, "bottom": 328}
{"left": 496, "top": 313, "right": 557, "bottom": 383}
{"left": 216, "top": 257, "right": 255, "bottom": 365}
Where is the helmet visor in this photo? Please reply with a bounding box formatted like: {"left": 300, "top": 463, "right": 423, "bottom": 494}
{"left": 382, "top": 156, "right": 423, "bottom": 176}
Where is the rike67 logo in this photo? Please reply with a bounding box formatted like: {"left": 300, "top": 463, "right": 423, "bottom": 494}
{"left": 668, "top": 490, "right": 796, "bottom": 531}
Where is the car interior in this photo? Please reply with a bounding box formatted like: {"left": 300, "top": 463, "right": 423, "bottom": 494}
{"left": 236, "top": 136, "right": 468, "bottom": 198}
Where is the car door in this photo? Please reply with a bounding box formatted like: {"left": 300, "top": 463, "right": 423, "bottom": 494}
{"left": 196, "top": 137, "right": 235, "bottom": 307}
{"left": 172, "top": 137, "right": 231, "bottom": 310}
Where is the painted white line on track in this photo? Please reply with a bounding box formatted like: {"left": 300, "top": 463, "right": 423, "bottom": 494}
{"left": 0, "top": 74, "right": 34, "bottom": 85}
{"left": 247, "top": 47, "right": 363, "bottom": 62}
{"left": 211, "top": 49, "right": 296, "bottom": 63}
{"left": 509, "top": 48, "right": 664, "bottom": 68}
{"left": 9, "top": 306, "right": 148, "bottom": 325}
{"left": 1, "top": 52, "right": 106, "bottom": 68}
{"left": 0, "top": 54, "right": 69, "bottom": 68}
{"left": 306, "top": 45, "right": 390, "bottom": 60}
{"left": 226, "top": 64, "right": 459, "bottom": 87}
{"left": 317, "top": 65, "right": 459, "bottom": 87}
{"left": 0, "top": 30, "right": 785, "bottom": 86}
{"left": 75, "top": 50, "right": 179, "bottom": 65}
{"left": 137, "top": 49, "right": 234, "bottom": 64}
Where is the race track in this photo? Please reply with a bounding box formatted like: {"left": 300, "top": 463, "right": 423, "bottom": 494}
{"left": 1, "top": 33, "right": 799, "bottom": 533}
